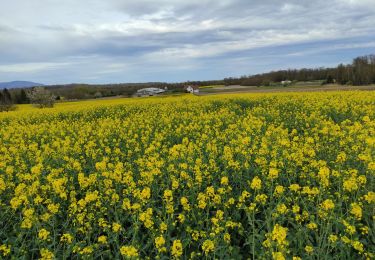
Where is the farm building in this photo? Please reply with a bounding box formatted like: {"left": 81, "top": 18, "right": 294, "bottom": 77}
{"left": 281, "top": 80, "right": 292, "bottom": 86}
{"left": 135, "top": 87, "right": 166, "bottom": 97}
{"left": 184, "top": 85, "right": 199, "bottom": 94}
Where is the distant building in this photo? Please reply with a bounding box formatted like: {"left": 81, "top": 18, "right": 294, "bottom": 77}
{"left": 281, "top": 80, "right": 292, "bottom": 86}
{"left": 184, "top": 85, "right": 200, "bottom": 94}
{"left": 136, "top": 87, "right": 166, "bottom": 97}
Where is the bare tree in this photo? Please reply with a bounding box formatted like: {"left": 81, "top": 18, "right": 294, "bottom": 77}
{"left": 27, "top": 87, "right": 56, "bottom": 108}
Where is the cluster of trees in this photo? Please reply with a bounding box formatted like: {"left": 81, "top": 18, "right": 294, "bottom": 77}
{"left": 1, "top": 87, "right": 56, "bottom": 112}
{"left": 223, "top": 54, "right": 375, "bottom": 86}
{"left": 336, "top": 55, "right": 375, "bottom": 85}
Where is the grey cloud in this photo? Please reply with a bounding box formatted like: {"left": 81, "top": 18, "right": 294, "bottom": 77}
{"left": 0, "top": 0, "right": 374, "bottom": 84}
{"left": 0, "top": 24, "right": 15, "bottom": 33}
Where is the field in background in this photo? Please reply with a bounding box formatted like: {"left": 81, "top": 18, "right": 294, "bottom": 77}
{"left": 0, "top": 91, "right": 374, "bottom": 259}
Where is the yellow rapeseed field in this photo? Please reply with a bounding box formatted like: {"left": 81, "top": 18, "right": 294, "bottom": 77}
{"left": 0, "top": 91, "right": 374, "bottom": 259}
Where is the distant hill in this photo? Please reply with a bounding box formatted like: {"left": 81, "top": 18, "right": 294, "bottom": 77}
{"left": 0, "top": 81, "right": 44, "bottom": 89}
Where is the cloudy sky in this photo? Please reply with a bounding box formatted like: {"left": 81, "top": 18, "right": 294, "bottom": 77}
{"left": 0, "top": 0, "right": 375, "bottom": 84}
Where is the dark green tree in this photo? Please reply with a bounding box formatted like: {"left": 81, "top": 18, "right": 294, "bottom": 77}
{"left": 326, "top": 75, "right": 334, "bottom": 84}
{"left": 15, "top": 89, "right": 29, "bottom": 104}
{"left": 2, "top": 88, "right": 12, "bottom": 103}
{"left": 19, "top": 89, "right": 29, "bottom": 103}
{"left": 0, "top": 88, "right": 16, "bottom": 111}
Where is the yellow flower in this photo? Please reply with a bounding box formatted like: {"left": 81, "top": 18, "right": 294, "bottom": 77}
{"left": 276, "top": 204, "right": 288, "bottom": 214}
{"left": 357, "top": 175, "right": 366, "bottom": 185}
{"left": 345, "top": 224, "right": 356, "bottom": 235}
{"left": 306, "top": 222, "right": 318, "bottom": 230}
{"left": 272, "top": 252, "right": 285, "bottom": 260}
{"left": 192, "top": 230, "right": 200, "bottom": 241}
{"left": 274, "top": 185, "right": 285, "bottom": 196}
{"left": 202, "top": 239, "right": 215, "bottom": 255}
{"left": 98, "top": 235, "right": 107, "bottom": 244}
{"left": 38, "top": 229, "right": 50, "bottom": 240}
{"left": 171, "top": 240, "right": 183, "bottom": 258}
{"left": 21, "top": 218, "right": 33, "bottom": 229}
{"left": 268, "top": 168, "right": 279, "bottom": 179}
{"left": 160, "top": 222, "right": 168, "bottom": 233}
{"left": 40, "top": 248, "right": 54, "bottom": 260}
{"left": 40, "top": 212, "right": 51, "bottom": 222}
{"left": 80, "top": 246, "right": 93, "bottom": 255}
{"left": 120, "top": 246, "right": 138, "bottom": 257}
{"left": 343, "top": 177, "right": 358, "bottom": 192}
{"left": 248, "top": 203, "right": 257, "bottom": 211}
{"left": 178, "top": 214, "right": 185, "bottom": 223}
{"left": 341, "top": 236, "right": 351, "bottom": 244}
{"left": 350, "top": 203, "right": 362, "bottom": 219}
{"left": 292, "top": 205, "right": 300, "bottom": 214}
{"left": 224, "top": 233, "right": 231, "bottom": 243}
{"left": 197, "top": 193, "right": 207, "bottom": 209}
{"left": 206, "top": 186, "right": 215, "bottom": 197}
{"left": 47, "top": 203, "right": 60, "bottom": 214}
{"left": 166, "top": 204, "right": 174, "bottom": 214}
{"left": 351, "top": 241, "right": 364, "bottom": 252}
{"left": 112, "top": 222, "right": 122, "bottom": 233}
{"left": 271, "top": 224, "right": 288, "bottom": 245}
{"left": 180, "top": 197, "right": 191, "bottom": 211}
{"left": 31, "top": 165, "right": 42, "bottom": 175}
{"left": 0, "top": 244, "right": 11, "bottom": 256}
{"left": 122, "top": 198, "right": 132, "bottom": 210}
{"left": 139, "top": 208, "right": 154, "bottom": 228}
{"left": 220, "top": 176, "right": 229, "bottom": 185}
{"left": 155, "top": 235, "right": 166, "bottom": 253}
{"left": 305, "top": 245, "right": 314, "bottom": 254}
{"left": 360, "top": 226, "right": 369, "bottom": 235}
{"left": 84, "top": 191, "right": 98, "bottom": 203}
{"left": 95, "top": 160, "right": 107, "bottom": 171}
{"left": 163, "top": 189, "right": 173, "bottom": 202}
{"left": 23, "top": 208, "right": 35, "bottom": 218}
{"left": 172, "top": 179, "right": 179, "bottom": 190}
{"left": 140, "top": 187, "right": 151, "bottom": 200}
{"left": 239, "top": 190, "right": 250, "bottom": 204}
{"left": 320, "top": 199, "right": 335, "bottom": 211}
{"left": 289, "top": 184, "right": 301, "bottom": 192}
{"left": 250, "top": 176, "right": 262, "bottom": 190}
{"left": 255, "top": 194, "right": 268, "bottom": 205}
{"left": 60, "top": 233, "right": 73, "bottom": 244}
{"left": 329, "top": 235, "right": 338, "bottom": 243}
{"left": 363, "top": 191, "right": 375, "bottom": 203}
{"left": 318, "top": 166, "right": 330, "bottom": 187}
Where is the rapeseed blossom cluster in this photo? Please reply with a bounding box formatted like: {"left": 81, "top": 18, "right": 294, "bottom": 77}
{"left": 0, "top": 91, "right": 374, "bottom": 259}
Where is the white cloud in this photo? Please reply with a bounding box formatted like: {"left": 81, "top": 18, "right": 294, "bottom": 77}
{"left": 0, "top": 0, "right": 374, "bottom": 83}
{"left": 0, "top": 62, "right": 71, "bottom": 73}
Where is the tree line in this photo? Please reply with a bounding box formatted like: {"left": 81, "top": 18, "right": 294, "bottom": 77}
{"left": 223, "top": 54, "right": 375, "bottom": 86}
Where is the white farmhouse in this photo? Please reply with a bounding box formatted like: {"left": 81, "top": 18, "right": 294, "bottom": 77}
{"left": 281, "top": 80, "right": 292, "bottom": 86}
{"left": 185, "top": 85, "right": 200, "bottom": 94}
